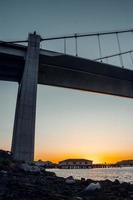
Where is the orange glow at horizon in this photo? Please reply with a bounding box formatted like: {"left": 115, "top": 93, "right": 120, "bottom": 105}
{"left": 35, "top": 151, "right": 133, "bottom": 164}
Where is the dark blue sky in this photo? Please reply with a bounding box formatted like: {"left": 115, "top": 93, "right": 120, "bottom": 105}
{"left": 1, "top": 0, "right": 133, "bottom": 163}
{"left": 1, "top": 0, "right": 133, "bottom": 39}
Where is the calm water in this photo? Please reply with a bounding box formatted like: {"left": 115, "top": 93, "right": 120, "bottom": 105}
{"left": 47, "top": 167, "right": 133, "bottom": 183}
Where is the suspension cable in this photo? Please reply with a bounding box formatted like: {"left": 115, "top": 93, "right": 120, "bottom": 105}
{"left": 97, "top": 34, "right": 102, "bottom": 62}
{"left": 0, "top": 40, "right": 28, "bottom": 45}
{"left": 106, "top": 57, "right": 108, "bottom": 64}
{"left": 41, "top": 28, "right": 133, "bottom": 42}
{"left": 75, "top": 34, "right": 78, "bottom": 56}
{"left": 64, "top": 38, "right": 66, "bottom": 54}
{"left": 94, "top": 49, "right": 133, "bottom": 61}
{"left": 130, "top": 52, "right": 133, "bottom": 65}
{"left": 116, "top": 33, "right": 124, "bottom": 68}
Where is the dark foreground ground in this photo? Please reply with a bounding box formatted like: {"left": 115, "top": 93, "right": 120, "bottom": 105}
{"left": 0, "top": 169, "right": 133, "bottom": 200}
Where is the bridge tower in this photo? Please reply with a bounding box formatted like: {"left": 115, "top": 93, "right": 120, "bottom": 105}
{"left": 11, "top": 33, "right": 40, "bottom": 162}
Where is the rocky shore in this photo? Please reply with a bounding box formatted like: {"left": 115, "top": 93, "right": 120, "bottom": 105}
{"left": 0, "top": 168, "right": 133, "bottom": 200}
{"left": 0, "top": 150, "right": 133, "bottom": 200}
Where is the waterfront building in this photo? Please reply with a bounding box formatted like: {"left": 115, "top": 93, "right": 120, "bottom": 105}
{"left": 58, "top": 159, "right": 93, "bottom": 169}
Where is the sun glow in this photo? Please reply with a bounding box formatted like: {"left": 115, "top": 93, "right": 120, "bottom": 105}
{"left": 35, "top": 151, "right": 133, "bottom": 164}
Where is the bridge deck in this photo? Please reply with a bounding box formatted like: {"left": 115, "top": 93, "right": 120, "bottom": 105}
{"left": 1, "top": 43, "right": 133, "bottom": 98}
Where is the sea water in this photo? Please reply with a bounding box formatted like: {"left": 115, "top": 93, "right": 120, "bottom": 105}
{"left": 47, "top": 167, "right": 133, "bottom": 183}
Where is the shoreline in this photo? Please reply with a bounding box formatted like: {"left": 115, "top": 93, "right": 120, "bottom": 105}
{"left": 0, "top": 168, "right": 133, "bottom": 200}
{"left": 47, "top": 167, "right": 133, "bottom": 184}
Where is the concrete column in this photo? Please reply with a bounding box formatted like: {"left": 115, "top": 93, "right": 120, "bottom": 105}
{"left": 11, "top": 33, "right": 40, "bottom": 162}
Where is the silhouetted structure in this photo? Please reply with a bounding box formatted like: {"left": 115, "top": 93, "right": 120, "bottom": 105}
{"left": 59, "top": 159, "right": 93, "bottom": 169}
{"left": 116, "top": 160, "right": 133, "bottom": 167}
{"left": 1, "top": 32, "right": 133, "bottom": 162}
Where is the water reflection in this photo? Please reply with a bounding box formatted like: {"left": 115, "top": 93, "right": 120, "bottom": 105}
{"left": 47, "top": 167, "right": 133, "bottom": 183}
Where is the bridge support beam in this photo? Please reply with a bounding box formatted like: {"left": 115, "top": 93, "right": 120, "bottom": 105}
{"left": 11, "top": 33, "right": 40, "bottom": 162}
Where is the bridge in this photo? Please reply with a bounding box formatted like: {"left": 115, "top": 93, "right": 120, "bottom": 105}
{"left": 1, "top": 28, "right": 133, "bottom": 162}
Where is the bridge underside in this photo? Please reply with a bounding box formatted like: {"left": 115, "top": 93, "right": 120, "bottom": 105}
{"left": 1, "top": 42, "right": 133, "bottom": 98}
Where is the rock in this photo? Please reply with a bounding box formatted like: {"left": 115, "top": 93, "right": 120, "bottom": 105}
{"left": 0, "top": 170, "right": 7, "bottom": 174}
{"left": 81, "top": 178, "right": 85, "bottom": 182}
{"left": 73, "top": 197, "right": 83, "bottom": 200}
{"left": 20, "top": 163, "right": 41, "bottom": 173}
{"left": 114, "top": 179, "right": 120, "bottom": 185}
{"left": 84, "top": 182, "right": 101, "bottom": 191}
{"left": 65, "top": 176, "right": 76, "bottom": 184}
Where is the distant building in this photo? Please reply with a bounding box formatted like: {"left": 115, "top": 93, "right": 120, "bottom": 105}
{"left": 116, "top": 160, "right": 133, "bottom": 167}
{"left": 34, "top": 160, "right": 57, "bottom": 168}
{"left": 58, "top": 159, "right": 93, "bottom": 169}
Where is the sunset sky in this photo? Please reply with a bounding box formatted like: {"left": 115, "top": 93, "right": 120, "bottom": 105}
{"left": 1, "top": 0, "right": 133, "bottom": 164}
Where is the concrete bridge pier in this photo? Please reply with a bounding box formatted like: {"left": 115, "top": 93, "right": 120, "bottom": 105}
{"left": 11, "top": 33, "right": 40, "bottom": 162}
